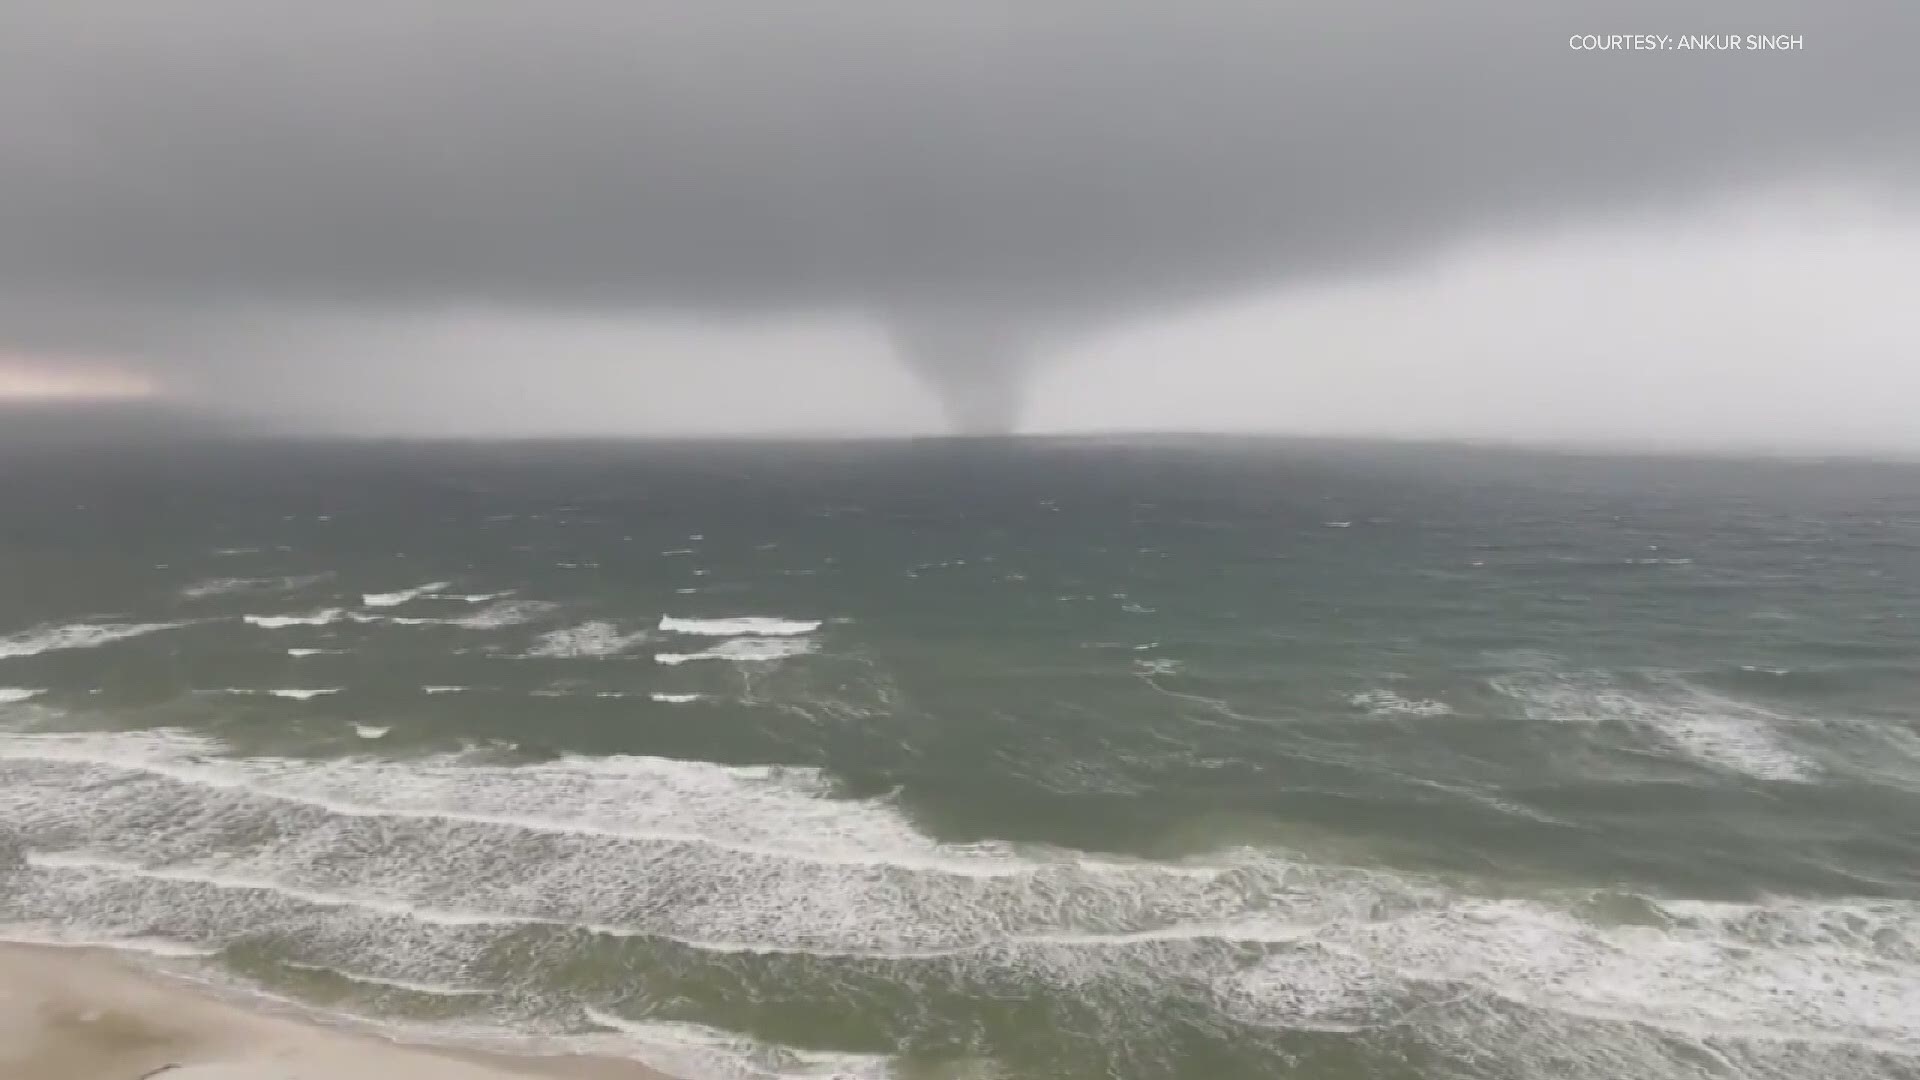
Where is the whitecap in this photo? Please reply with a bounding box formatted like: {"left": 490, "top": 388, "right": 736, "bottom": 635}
{"left": 181, "top": 577, "right": 271, "bottom": 600}
{"left": 0, "top": 620, "right": 183, "bottom": 659}
{"left": 210, "top": 688, "right": 341, "bottom": 701}
{"left": 379, "top": 601, "right": 555, "bottom": 630}
{"left": 1493, "top": 672, "right": 1816, "bottom": 783}
{"left": 352, "top": 723, "right": 391, "bottom": 739}
{"left": 286, "top": 648, "right": 341, "bottom": 657}
{"left": 444, "top": 600, "right": 553, "bottom": 630}
{"left": 244, "top": 609, "right": 346, "bottom": 629}
{"left": 0, "top": 688, "right": 45, "bottom": 704}
{"left": 362, "top": 582, "right": 454, "bottom": 608}
{"left": 659, "top": 615, "right": 821, "bottom": 637}
{"left": 650, "top": 692, "right": 705, "bottom": 704}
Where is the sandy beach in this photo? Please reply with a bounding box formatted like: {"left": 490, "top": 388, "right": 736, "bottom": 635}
{"left": 0, "top": 943, "right": 669, "bottom": 1080}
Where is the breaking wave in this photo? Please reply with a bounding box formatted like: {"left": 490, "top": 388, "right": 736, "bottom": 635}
{"left": 655, "top": 638, "right": 816, "bottom": 666}
{"left": 1348, "top": 689, "right": 1455, "bottom": 718}
{"left": 0, "top": 621, "right": 182, "bottom": 659}
{"left": 524, "top": 622, "right": 653, "bottom": 658}
{"left": 362, "top": 582, "right": 454, "bottom": 608}
{"left": 0, "top": 726, "right": 1912, "bottom": 1078}
{"left": 659, "top": 616, "right": 822, "bottom": 637}
{"left": 244, "top": 609, "right": 348, "bottom": 629}
{"left": 1493, "top": 671, "right": 1820, "bottom": 783}
{"left": 238, "top": 688, "right": 342, "bottom": 701}
{"left": 180, "top": 575, "right": 328, "bottom": 600}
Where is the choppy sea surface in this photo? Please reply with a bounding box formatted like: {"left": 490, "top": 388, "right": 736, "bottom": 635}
{"left": 3, "top": 437, "right": 1918, "bottom": 1080}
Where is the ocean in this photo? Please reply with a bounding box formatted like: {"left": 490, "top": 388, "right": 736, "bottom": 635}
{"left": 2, "top": 436, "right": 1917, "bottom": 1079}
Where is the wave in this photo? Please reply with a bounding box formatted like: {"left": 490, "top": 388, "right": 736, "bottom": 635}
{"left": 658, "top": 616, "right": 822, "bottom": 637}
{"left": 650, "top": 692, "right": 705, "bottom": 704}
{"left": 1348, "top": 689, "right": 1455, "bottom": 718}
{"left": 286, "top": 648, "right": 341, "bottom": 657}
{"left": 1491, "top": 671, "right": 1819, "bottom": 783}
{"left": 21, "top": 850, "right": 523, "bottom": 929}
{"left": 244, "top": 609, "right": 348, "bottom": 629}
{"left": 0, "top": 923, "right": 220, "bottom": 959}
{"left": 422, "top": 686, "right": 469, "bottom": 695}
{"left": 656, "top": 638, "right": 815, "bottom": 666}
{"left": 0, "top": 728, "right": 1066, "bottom": 877}
{"left": 1, "top": 727, "right": 1914, "bottom": 1072}
{"left": 210, "top": 688, "right": 341, "bottom": 701}
{"left": 362, "top": 582, "right": 454, "bottom": 608}
{"left": 583, "top": 1008, "right": 895, "bottom": 1080}
{"left": 256, "top": 608, "right": 527, "bottom": 631}
{"left": 524, "top": 622, "right": 652, "bottom": 658}
{"left": 450, "top": 600, "right": 553, "bottom": 629}
{"left": 0, "top": 688, "right": 45, "bottom": 705}
{"left": 378, "top": 600, "right": 556, "bottom": 630}
{"left": 279, "top": 959, "right": 497, "bottom": 998}
{"left": 427, "top": 591, "right": 512, "bottom": 604}
{"left": 180, "top": 574, "right": 328, "bottom": 600}
{"left": 352, "top": 723, "right": 391, "bottom": 739}
{"left": 0, "top": 620, "right": 182, "bottom": 659}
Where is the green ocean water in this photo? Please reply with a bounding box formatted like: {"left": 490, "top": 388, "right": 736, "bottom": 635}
{"left": 2, "top": 437, "right": 1918, "bottom": 1079}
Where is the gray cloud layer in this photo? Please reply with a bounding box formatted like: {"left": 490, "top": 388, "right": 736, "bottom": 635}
{"left": 2, "top": 2, "right": 1915, "bottom": 431}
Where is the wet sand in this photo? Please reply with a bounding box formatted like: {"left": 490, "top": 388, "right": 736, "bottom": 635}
{"left": 0, "top": 943, "right": 669, "bottom": 1080}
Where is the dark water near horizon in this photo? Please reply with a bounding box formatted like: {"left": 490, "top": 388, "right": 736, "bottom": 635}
{"left": 2, "top": 437, "right": 1918, "bottom": 1079}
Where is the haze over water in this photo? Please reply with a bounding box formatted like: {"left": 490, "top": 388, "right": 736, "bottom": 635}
{"left": 2, "top": 437, "right": 1918, "bottom": 1079}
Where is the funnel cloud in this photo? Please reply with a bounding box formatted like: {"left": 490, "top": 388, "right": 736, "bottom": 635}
{"left": 0, "top": 2, "right": 1915, "bottom": 439}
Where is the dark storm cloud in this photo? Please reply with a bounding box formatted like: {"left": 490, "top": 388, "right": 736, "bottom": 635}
{"left": 0, "top": 1, "right": 1915, "bottom": 429}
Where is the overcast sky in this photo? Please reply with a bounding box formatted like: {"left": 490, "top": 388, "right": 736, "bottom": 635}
{"left": 1, "top": 2, "right": 1915, "bottom": 446}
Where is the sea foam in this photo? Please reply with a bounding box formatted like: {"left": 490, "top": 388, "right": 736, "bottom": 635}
{"left": 1, "top": 726, "right": 1914, "bottom": 1073}
{"left": 524, "top": 622, "right": 653, "bottom": 658}
{"left": 1349, "top": 689, "right": 1455, "bottom": 718}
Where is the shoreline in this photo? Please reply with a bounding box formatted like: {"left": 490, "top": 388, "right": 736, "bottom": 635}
{"left": 0, "top": 942, "right": 672, "bottom": 1080}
